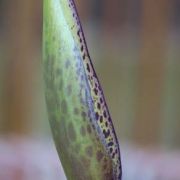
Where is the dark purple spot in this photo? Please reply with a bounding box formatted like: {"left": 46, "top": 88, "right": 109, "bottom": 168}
{"left": 74, "top": 108, "right": 79, "bottom": 115}
{"left": 104, "top": 172, "right": 113, "bottom": 180}
{"left": 103, "top": 129, "right": 110, "bottom": 138}
{"left": 103, "top": 164, "right": 107, "bottom": 170}
{"left": 96, "top": 151, "right": 104, "bottom": 162}
{"left": 86, "top": 63, "right": 90, "bottom": 72}
{"left": 108, "top": 142, "right": 114, "bottom": 147}
{"left": 95, "top": 112, "right": 99, "bottom": 120}
{"left": 83, "top": 54, "right": 86, "bottom": 60}
{"left": 81, "top": 45, "right": 84, "bottom": 52}
{"left": 68, "top": 123, "right": 76, "bottom": 141}
{"left": 81, "top": 156, "right": 90, "bottom": 169}
{"left": 118, "top": 174, "right": 122, "bottom": 180}
{"left": 76, "top": 21, "right": 80, "bottom": 26}
{"left": 103, "top": 111, "right": 107, "bottom": 118}
{"left": 77, "top": 29, "right": 80, "bottom": 36}
{"left": 85, "top": 146, "right": 93, "bottom": 157}
{"left": 97, "top": 103, "right": 101, "bottom": 109}
{"left": 94, "top": 88, "right": 98, "bottom": 95}
{"left": 100, "top": 116, "right": 103, "bottom": 123}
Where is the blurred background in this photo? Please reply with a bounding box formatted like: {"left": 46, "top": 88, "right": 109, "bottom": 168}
{"left": 0, "top": 0, "right": 180, "bottom": 179}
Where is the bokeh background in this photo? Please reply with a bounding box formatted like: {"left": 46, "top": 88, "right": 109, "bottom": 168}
{"left": 0, "top": 0, "right": 180, "bottom": 179}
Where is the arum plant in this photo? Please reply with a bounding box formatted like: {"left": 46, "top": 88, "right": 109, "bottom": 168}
{"left": 43, "top": 0, "right": 122, "bottom": 179}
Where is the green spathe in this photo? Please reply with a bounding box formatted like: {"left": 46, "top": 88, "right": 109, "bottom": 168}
{"left": 43, "top": 0, "right": 121, "bottom": 179}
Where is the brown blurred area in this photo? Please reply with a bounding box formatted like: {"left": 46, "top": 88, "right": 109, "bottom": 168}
{"left": 0, "top": 0, "right": 180, "bottom": 149}
{"left": 0, "top": 0, "right": 42, "bottom": 135}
